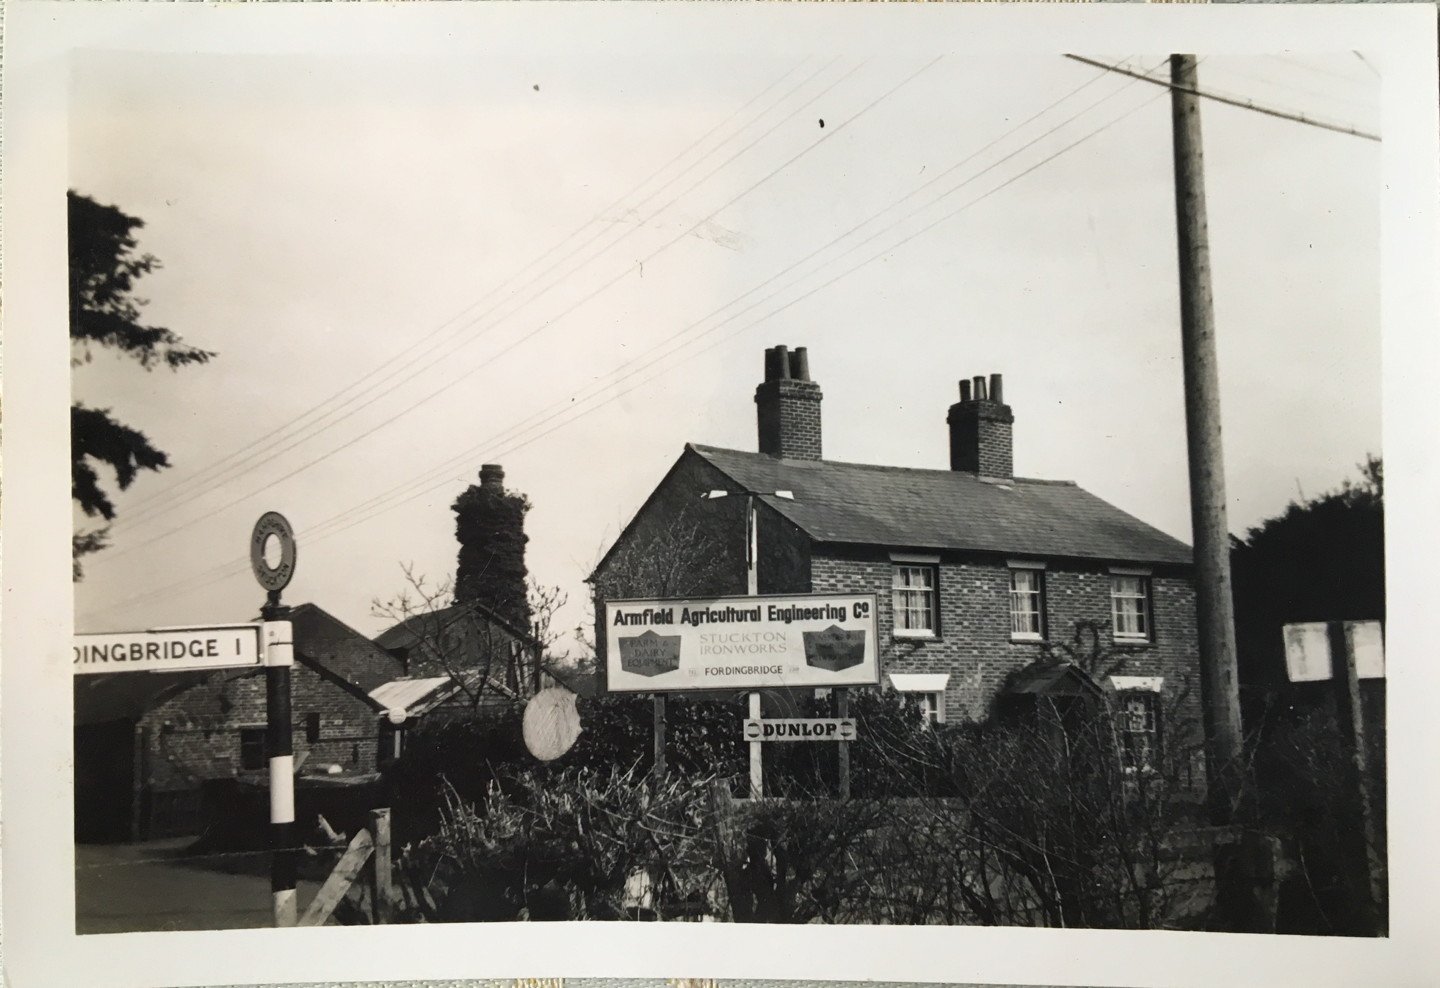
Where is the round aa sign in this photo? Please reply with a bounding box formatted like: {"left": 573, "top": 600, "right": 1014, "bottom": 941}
{"left": 250, "top": 511, "right": 297, "bottom": 593}
{"left": 522, "top": 687, "right": 583, "bottom": 762}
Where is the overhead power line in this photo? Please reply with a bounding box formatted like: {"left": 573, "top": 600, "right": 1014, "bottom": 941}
{"left": 257, "top": 61, "right": 1148, "bottom": 546}
{"left": 97, "top": 57, "right": 937, "bottom": 563}
{"left": 1064, "top": 54, "right": 1381, "bottom": 142}
{"left": 81, "top": 62, "right": 1160, "bottom": 625}
{"left": 109, "top": 57, "right": 835, "bottom": 533}
{"left": 277, "top": 84, "right": 1179, "bottom": 564}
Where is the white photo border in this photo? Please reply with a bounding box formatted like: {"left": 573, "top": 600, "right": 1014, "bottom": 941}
{"left": 4, "top": 2, "right": 1437, "bottom": 986}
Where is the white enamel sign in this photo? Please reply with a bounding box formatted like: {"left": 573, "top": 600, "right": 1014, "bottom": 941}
{"left": 1282, "top": 620, "right": 1385, "bottom": 683}
{"left": 74, "top": 625, "right": 262, "bottom": 675}
{"left": 604, "top": 593, "right": 879, "bottom": 693}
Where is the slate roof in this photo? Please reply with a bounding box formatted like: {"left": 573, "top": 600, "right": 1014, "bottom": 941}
{"left": 690, "top": 444, "right": 1192, "bottom": 566}
{"left": 289, "top": 602, "right": 405, "bottom": 693}
{"left": 374, "top": 600, "right": 538, "bottom": 653}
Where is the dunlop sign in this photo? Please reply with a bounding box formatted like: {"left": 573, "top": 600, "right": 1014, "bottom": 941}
{"left": 744, "top": 718, "right": 857, "bottom": 742}
{"left": 604, "top": 592, "right": 879, "bottom": 692}
{"left": 74, "top": 626, "right": 262, "bottom": 675}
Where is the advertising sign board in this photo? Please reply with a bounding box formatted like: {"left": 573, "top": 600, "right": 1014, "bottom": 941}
{"left": 74, "top": 625, "right": 262, "bottom": 675}
{"left": 604, "top": 592, "right": 879, "bottom": 693}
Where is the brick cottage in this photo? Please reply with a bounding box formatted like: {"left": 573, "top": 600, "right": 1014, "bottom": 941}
{"left": 592, "top": 346, "right": 1203, "bottom": 773}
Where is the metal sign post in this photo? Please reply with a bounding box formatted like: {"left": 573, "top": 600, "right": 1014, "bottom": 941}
{"left": 251, "top": 511, "right": 298, "bottom": 928}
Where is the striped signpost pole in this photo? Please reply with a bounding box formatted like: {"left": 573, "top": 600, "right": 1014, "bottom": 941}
{"left": 251, "top": 512, "right": 298, "bottom": 928}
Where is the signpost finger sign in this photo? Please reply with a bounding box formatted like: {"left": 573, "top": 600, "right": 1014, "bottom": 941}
{"left": 73, "top": 625, "right": 261, "bottom": 674}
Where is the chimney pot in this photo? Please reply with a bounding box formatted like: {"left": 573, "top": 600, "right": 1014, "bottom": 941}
{"left": 790, "top": 347, "right": 811, "bottom": 382}
{"left": 947, "top": 373, "right": 1013, "bottom": 478}
{"left": 479, "top": 463, "right": 505, "bottom": 491}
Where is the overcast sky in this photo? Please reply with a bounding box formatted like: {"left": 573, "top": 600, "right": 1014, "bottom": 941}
{"left": 70, "top": 47, "right": 1382, "bottom": 648}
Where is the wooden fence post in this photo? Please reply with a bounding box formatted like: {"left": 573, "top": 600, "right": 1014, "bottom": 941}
{"left": 653, "top": 694, "right": 667, "bottom": 779}
{"left": 298, "top": 828, "right": 374, "bottom": 927}
{"left": 370, "top": 807, "right": 393, "bottom": 924}
{"left": 1328, "top": 621, "right": 1387, "bottom": 935}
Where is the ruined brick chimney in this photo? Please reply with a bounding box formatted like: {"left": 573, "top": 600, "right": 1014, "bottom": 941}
{"left": 947, "top": 373, "right": 1013, "bottom": 479}
{"left": 479, "top": 463, "right": 505, "bottom": 491}
{"left": 755, "top": 345, "right": 822, "bottom": 460}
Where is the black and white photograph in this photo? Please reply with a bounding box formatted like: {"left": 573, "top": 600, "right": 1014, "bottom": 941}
{"left": 4, "top": 2, "right": 1439, "bottom": 986}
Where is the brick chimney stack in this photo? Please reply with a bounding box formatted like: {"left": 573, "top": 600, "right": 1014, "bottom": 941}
{"left": 479, "top": 463, "right": 505, "bottom": 491}
{"left": 755, "top": 345, "right": 823, "bottom": 460}
{"left": 947, "top": 373, "right": 1013, "bottom": 478}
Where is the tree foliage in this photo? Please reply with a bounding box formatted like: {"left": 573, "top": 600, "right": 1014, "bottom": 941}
{"left": 387, "top": 679, "right": 1214, "bottom": 928}
{"left": 1229, "top": 455, "right": 1388, "bottom": 934}
{"left": 69, "top": 191, "right": 214, "bottom": 577}
{"left": 1231, "top": 455, "right": 1384, "bottom": 687}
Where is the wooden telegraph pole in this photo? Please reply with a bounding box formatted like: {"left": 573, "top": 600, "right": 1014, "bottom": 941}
{"left": 745, "top": 492, "right": 763, "bottom": 800}
{"left": 1169, "top": 54, "right": 1244, "bottom": 814}
{"left": 1171, "top": 55, "right": 1280, "bottom": 933}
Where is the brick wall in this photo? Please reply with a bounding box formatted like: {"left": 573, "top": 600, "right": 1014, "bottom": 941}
{"left": 756, "top": 505, "right": 811, "bottom": 595}
{"left": 140, "top": 661, "right": 381, "bottom": 790}
{"left": 592, "top": 450, "right": 748, "bottom": 689}
{"left": 395, "top": 614, "right": 534, "bottom": 691}
{"left": 947, "top": 400, "right": 1014, "bottom": 478}
{"left": 811, "top": 547, "right": 1202, "bottom": 743}
{"left": 755, "top": 378, "right": 823, "bottom": 461}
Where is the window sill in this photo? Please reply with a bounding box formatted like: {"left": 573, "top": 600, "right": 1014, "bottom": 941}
{"left": 1113, "top": 636, "right": 1153, "bottom": 647}
{"left": 893, "top": 630, "right": 938, "bottom": 642}
{"left": 1010, "top": 634, "right": 1046, "bottom": 645}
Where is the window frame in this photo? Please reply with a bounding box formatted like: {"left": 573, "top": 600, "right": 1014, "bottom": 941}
{"left": 1110, "top": 675, "right": 1164, "bottom": 775}
{"left": 917, "top": 691, "right": 946, "bottom": 726}
{"left": 1109, "top": 568, "right": 1154, "bottom": 643}
{"left": 1115, "top": 690, "right": 1161, "bottom": 773}
{"left": 238, "top": 726, "right": 267, "bottom": 771}
{"left": 890, "top": 555, "right": 940, "bottom": 639}
{"left": 1007, "top": 560, "right": 1046, "bottom": 642}
{"left": 889, "top": 673, "right": 949, "bottom": 727}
